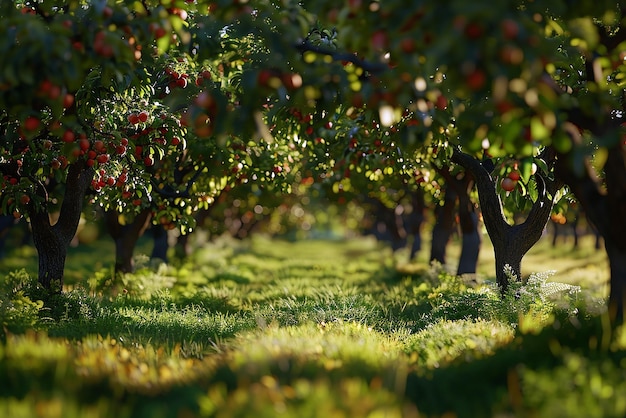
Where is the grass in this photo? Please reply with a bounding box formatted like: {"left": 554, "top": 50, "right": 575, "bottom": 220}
{"left": 0, "top": 224, "right": 620, "bottom": 417}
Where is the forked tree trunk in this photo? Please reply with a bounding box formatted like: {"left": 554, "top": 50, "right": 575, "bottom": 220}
{"left": 452, "top": 148, "right": 559, "bottom": 291}
{"left": 104, "top": 208, "right": 151, "bottom": 275}
{"left": 27, "top": 161, "right": 94, "bottom": 291}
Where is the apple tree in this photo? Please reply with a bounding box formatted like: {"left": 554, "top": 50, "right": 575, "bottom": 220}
{"left": 0, "top": 1, "right": 234, "bottom": 289}
{"left": 206, "top": 0, "right": 625, "bottom": 317}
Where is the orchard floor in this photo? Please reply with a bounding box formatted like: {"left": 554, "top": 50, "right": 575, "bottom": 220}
{"left": 0, "top": 221, "right": 609, "bottom": 299}
{"left": 0, "top": 223, "right": 622, "bottom": 418}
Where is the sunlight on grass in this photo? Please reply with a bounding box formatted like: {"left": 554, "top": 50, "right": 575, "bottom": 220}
{"left": 0, "top": 232, "right": 620, "bottom": 417}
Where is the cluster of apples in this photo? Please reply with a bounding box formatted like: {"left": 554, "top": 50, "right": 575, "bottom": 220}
{"left": 91, "top": 167, "right": 127, "bottom": 192}
{"left": 500, "top": 163, "right": 521, "bottom": 192}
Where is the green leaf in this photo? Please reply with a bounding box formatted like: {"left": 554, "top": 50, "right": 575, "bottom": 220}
{"left": 534, "top": 157, "right": 549, "bottom": 176}
{"left": 527, "top": 177, "right": 538, "bottom": 203}
{"left": 520, "top": 158, "right": 533, "bottom": 183}
{"left": 530, "top": 116, "right": 549, "bottom": 142}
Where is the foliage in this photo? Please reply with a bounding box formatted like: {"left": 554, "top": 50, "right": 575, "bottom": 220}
{"left": 1, "top": 0, "right": 623, "bottom": 292}
{"left": 0, "top": 269, "right": 42, "bottom": 337}
{"left": 87, "top": 257, "right": 177, "bottom": 298}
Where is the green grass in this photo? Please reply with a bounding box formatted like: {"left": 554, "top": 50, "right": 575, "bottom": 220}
{"left": 0, "top": 228, "right": 620, "bottom": 418}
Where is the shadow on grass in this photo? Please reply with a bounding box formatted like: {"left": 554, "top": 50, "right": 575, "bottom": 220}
{"left": 405, "top": 312, "right": 624, "bottom": 417}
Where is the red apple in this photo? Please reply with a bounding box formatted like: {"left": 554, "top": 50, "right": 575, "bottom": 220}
{"left": 79, "top": 138, "right": 90, "bottom": 151}
{"left": 23, "top": 116, "right": 41, "bottom": 132}
{"left": 508, "top": 170, "right": 521, "bottom": 181}
{"left": 93, "top": 140, "right": 105, "bottom": 152}
{"left": 62, "top": 129, "right": 75, "bottom": 143}
{"left": 501, "top": 177, "right": 517, "bottom": 192}
{"left": 501, "top": 19, "right": 519, "bottom": 40}
{"left": 466, "top": 69, "right": 486, "bottom": 90}
{"left": 144, "top": 155, "right": 155, "bottom": 166}
{"left": 435, "top": 95, "right": 448, "bottom": 110}
{"left": 63, "top": 93, "right": 75, "bottom": 109}
{"left": 128, "top": 113, "right": 140, "bottom": 124}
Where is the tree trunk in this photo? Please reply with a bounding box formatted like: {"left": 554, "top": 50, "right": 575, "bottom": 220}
{"left": 407, "top": 188, "right": 425, "bottom": 259}
{"left": 151, "top": 224, "right": 169, "bottom": 262}
{"left": 555, "top": 127, "right": 626, "bottom": 322}
{"left": 439, "top": 168, "right": 481, "bottom": 275}
{"left": 457, "top": 210, "right": 481, "bottom": 275}
{"left": 452, "top": 148, "right": 559, "bottom": 291}
{"left": 429, "top": 186, "right": 457, "bottom": 265}
{"left": 104, "top": 208, "right": 151, "bottom": 275}
{"left": 430, "top": 166, "right": 482, "bottom": 274}
{"left": 27, "top": 161, "right": 94, "bottom": 291}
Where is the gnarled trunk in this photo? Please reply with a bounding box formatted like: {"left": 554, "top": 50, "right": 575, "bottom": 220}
{"left": 28, "top": 161, "right": 94, "bottom": 291}
{"left": 452, "top": 148, "right": 559, "bottom": 291}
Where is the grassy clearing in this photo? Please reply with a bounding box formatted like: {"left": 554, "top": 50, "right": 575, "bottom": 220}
{"left": 0, "top": 231, "right": 621, "bottom": 417}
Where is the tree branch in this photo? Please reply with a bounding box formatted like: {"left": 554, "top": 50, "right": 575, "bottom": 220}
{"left": 54, "top": 160, "right": 94, "bottom": 245}
{"left": 151, "top": 163, "right": 203, "bottom": 199}
{"left": 295, "top": 40, "right": 389, "bottom": 75}
{"left": 451, "top": 147, "right": 509, "bottom": 243}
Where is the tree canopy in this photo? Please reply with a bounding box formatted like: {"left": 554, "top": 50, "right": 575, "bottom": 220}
{"left": 1, "top": 0, "right": 625, "bottom": 318}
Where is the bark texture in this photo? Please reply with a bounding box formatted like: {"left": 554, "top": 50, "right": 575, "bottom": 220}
{"left": 452, "top": 148, "right": 559, "bottom": 291}
{"left": 28, "top": 161, "right": 94, "bottom": 291}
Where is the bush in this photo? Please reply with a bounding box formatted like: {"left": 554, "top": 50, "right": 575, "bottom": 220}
{"left": 0, "top": 270, "right": 43, "bottom": 337}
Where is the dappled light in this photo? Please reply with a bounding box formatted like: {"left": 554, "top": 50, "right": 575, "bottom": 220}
{"left": 1, "top": 0, "right": 625, "bottom": 416}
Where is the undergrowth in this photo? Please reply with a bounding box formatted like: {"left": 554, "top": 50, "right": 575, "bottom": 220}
{"left": 0, "top": 237, "right": 619, "bottom": 418}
